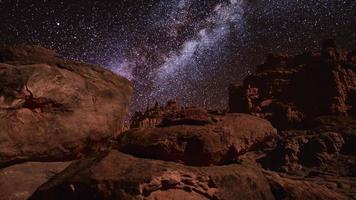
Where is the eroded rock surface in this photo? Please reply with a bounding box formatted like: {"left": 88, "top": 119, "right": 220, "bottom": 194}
{"left": 118, "top": 113, "right": 277, "bottom": 166}
{"left": 259, "top": 116, "right": 356, "bottom": 175}
{"left": 3, "top": 42, "right": 356, "bottom": 200}
{"left": 258, "top": 116, "right": 356, "bottom": 199}
{"left": 0, "top": 45, "right": 132, "bottom": 166}
{"left": 130, "top": 100, "right": 216, "bottom": 129}
{"left": 28, "top": 150, "right": 275, "bottom": 200}
{"left": 264, "top": 171, "right": 349, "bottom": 200}
{"left": 229, "top": 40, "right": 356, "bottom": 129}
{"left": 0, "top": 161, "right": 71, "bottom": 200}
{"left": 227, "top": 40, "right": 356, "bottom": 199}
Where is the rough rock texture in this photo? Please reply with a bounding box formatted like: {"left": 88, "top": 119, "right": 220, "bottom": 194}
{"left": 259, "top": 116, "right": 356, "bottom": 174}
{"left": 118, "top": 113, "right": 277, "bottom": 166}
{"left": 28, "top": 150, "right": 275, "bottom": 200}
{"left": 264, "top": 171, "right": 349, "bottom": 200}
{"left": 0, "top": 45, "right": 132, "bottom": 166}
{"left": 259, "top": 130, "right": 353, "bottom": 172}
{"left": 258, "top": 116, "right": 356, "bottom": 199}
{"left": 229, "top": 40, "right": 356, "bottom": 129}
{"left": 0, "top": 161, "right": 71, "bottom": 200}
{"left": 226, "top": 40, "right": 356, "bottom": 199}
{"left": 3, "top": 42, "right": 356, "bottom": 200}
{"left": 130, "top": 100, "right": 217, "bottom": 129}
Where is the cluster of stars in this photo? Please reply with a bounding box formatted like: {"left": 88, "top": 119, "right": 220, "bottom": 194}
{"left": 0, "top": 0, "right": 355, "bottom": 112}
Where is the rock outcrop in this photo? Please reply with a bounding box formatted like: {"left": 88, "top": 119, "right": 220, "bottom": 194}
{"left": 28, "top": 150, "right": 275, "bottom": 200}
{"left": 229, "top": 40, "right": 356, "bottom": 129}
{"left": 259, "top": 116, "right": 356, "bottom": 174}
{"left": 118, "top": 113, "right": 277, "bottom": 166}
{"left": 130, "top": 100, "right": 216, "bottom": 129}
{"left": 2, "top": 41, "right": 356, "bottom": 200}
{"left": 259, "top": 130, "right": 350, "bottom": 172}
{"left": 0, "top": 45, "right": 132, "bottom": 166}
{"left": 0, "top": 161, "right": 71, "bottom": 200}
{"left": 257, "top": 116, "right": 356, "bottom": 199}
{"left": 226, "top": 40, "right": 356, "bottom": 199}
{"left": 264, "top": 171, "right": 349, "bottom": 200}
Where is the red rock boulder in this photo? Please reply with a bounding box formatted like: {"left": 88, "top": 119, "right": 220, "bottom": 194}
{"left": 28, "top": 150, "right": 275, "bottom": 200}
{"left": 118, "top": 114, "right": 277, "bottom": 166}
{"left": 0, "top": 45, "right": 132, "bottom": 166}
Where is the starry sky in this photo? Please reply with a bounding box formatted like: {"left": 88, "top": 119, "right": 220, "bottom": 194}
{"left": 0, "top": 0, "right": 355, "bottom": 111}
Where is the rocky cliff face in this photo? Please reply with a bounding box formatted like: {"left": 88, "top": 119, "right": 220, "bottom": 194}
{"left": 229, "top": 39, "right": 356, "bottom": 129}
{"left": 0, "top": 45, "right": 132, "bottom": 166}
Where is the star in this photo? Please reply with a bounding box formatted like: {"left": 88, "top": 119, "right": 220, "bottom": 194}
{"left": 0, "top": 0, "right": 355, "bottom": 113}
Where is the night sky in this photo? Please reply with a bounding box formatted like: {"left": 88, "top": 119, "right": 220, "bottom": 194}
{"left": 0, "top": 0, "right": 355, "bottom": 111}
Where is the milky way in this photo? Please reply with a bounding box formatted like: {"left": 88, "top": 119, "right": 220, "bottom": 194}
{"left": 0, "top": 0, "right": 355, "bottom": 111}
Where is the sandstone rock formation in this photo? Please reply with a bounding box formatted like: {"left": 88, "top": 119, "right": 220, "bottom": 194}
{"left": 130, "top": 100, "right": 215, "bottom": 129}
{"left": 259, "top": 130, "right": 351, "bottom": 172}
{"left": 229, "top": 40, "right": 356, "bottom": 129}
{"left": 257, "top": 116, "right": 356, "bottom": 199}
{"left": 0, "top": 45, "right": 132, "bottom": 166}
{"left": 2, "top": 42, "right": 356, "bottom": 200}
{"left": 0, "top": 161, "right": 71, "bottom": 200}
{"left": 28, "top": 150, "right": 351, "bottom": 200}
{"left": 28, "top": 150, "right": 275, "bottom": 200}
{"left": 118, "top": 113, "right": 277, "bottom": 166}
{"left": 264, "top": 171, "right": 349, "bottom": 200}
{"left": 226, "top": 40, "right": 356, "bottom": 199}
{"left": 259, "top": 116, "right": 356, "bottom": 174}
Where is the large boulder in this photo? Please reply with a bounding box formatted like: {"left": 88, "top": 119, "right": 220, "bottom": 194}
{"left": 0, "top": 161, "right": 71, "bottom": 200}
{"left": 118, "top": 113, "right": 277, "bottom": 166}
{"left": 28, "top": 150, "right": 275, "bottom": 200}
{"left": 0, "top": 45, "right": 132, "bottom": 166}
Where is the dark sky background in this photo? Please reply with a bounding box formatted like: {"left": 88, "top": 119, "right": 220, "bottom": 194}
{"left": 0, "top": 0, "right": 355, "bottom": 112}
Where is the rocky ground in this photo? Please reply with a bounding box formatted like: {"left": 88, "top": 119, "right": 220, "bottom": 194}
{"left": 0, "top": 42, "right": 355, "bottom": 200}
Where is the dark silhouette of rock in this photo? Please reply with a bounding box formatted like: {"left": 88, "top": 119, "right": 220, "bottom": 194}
{"left": 0, "top": 45, "right": 132, "bottom": 166}
{"left": 28, "top": 150, "right": 275, "bottom": 200}
{"left": 229, "top": 39, "right": 356, "bottom": 129}
{"left": 118, "top": 113, "right": 277, "bottom": 166}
